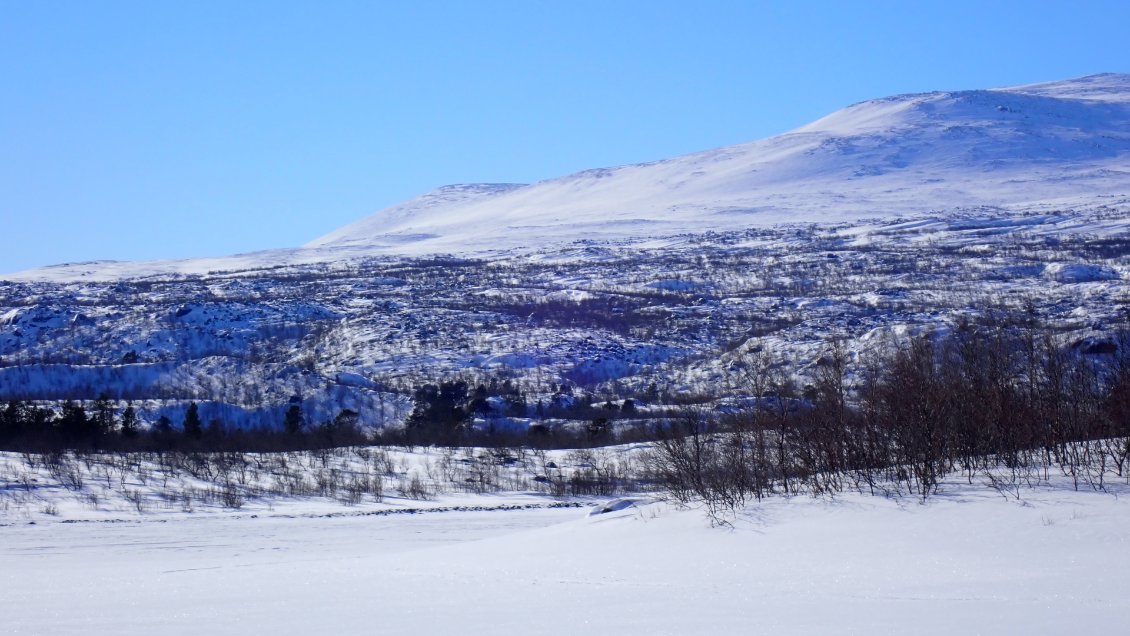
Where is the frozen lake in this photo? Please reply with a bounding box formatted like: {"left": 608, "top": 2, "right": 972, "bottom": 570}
{"left": 4, "top": 480, "right": 1129, "bottom": 635}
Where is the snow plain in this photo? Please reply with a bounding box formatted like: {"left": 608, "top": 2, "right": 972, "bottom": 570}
{"left": 3, "top": 476, "right": 1128, "bottom": 635}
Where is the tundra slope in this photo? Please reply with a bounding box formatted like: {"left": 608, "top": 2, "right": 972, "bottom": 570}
{"left": 307, "top": 73, "right": 1130, "bottom": 256}
{"left": 1, "top": 74, "right": 1129, "bottom": 430}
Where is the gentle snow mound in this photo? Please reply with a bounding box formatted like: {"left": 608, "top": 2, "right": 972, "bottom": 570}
{"left": 589, "top": 497, "right": 650, "bottom": 516}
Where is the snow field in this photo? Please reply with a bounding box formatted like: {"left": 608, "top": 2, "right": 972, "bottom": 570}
{"left": 2, "top": 472, "right": 1127, "bottom": 635}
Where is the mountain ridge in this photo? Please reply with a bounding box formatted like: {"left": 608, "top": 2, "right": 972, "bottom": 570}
{"left": 8, "top": 74, "right": 1130, "bottom": 281}
{"left": 306, "top": 73, "right": 1130, "bottom": 254}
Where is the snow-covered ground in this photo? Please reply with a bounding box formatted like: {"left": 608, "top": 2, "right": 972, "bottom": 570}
{"left": 3, "top": 218, "right": 1127, "bottom": 433}
{"left": 3, "top": 473, "right": 1127, "bottom": 635}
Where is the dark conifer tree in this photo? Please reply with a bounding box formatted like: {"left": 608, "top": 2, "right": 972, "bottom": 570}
{"left": 0, "top": 400, "right": 24, "bottom": 442}
{"left": 58, "top": 400, "right": 91, "bottom": 443}
{"left": 183, "top": 402, "right": 203, "bottom": 440}
{"left": 93, "top": 393, "right": 116, "bottom": 436}
{"left": 120, "top": 403, "right": 138, "bottom": 437}
{"left": 283, "top": 405, "right": 305, "bottom": 436}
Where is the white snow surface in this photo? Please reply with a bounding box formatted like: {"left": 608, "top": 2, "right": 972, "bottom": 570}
{"left": 3, "top": 475, "right": 1127, "bottom": 634}
{"left": 305, "top": 73, "right": 1130, "bottom": 254}
{"left": 8, "top": 73, "right": 1130, "bottom": 282}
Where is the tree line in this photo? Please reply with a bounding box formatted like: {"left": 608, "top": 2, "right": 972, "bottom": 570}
{"left": 0, "top": 396, "right": 368, "bottom": 453}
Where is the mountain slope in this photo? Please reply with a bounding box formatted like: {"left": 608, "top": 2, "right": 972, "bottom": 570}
{"left": 308, "top": 73, "right": 1130, "bottom": 254}
{"left": 8, "top": 74, "right": 1130, "bottom": 282}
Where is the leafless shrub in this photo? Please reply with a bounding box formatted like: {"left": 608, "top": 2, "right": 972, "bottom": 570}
{"left": 219, "top": 483, "right": 244, "bottom": 509}
{"left": 397, "top": 473, "right": 431, "bottom": 500}
{"left": 123, "top": 489, "right": 146, "bottom": 513}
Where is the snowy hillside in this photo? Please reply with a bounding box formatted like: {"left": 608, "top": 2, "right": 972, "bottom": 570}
{"left": 2, "top": 74, "right": 1130, "bottom": 437}
{"left": 307, "top": 73, "right": 1130, "bottom": 256}
{"left": 7, "top": 73, "right": 1130, "bottom": 283}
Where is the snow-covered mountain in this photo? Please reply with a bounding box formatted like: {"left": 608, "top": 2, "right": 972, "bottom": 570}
{"left": 7, "top": 73, "right": 1130, "bottom": 282}
{"left": 308, "top": 73, "right": 1130, "bottom": 255}
{"left": 3, "top": 74, "right": 1130, "bottom": 431}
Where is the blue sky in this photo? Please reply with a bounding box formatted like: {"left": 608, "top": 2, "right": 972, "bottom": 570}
{"left": 2, "top": 1, "right": 1128, "bottom": 273}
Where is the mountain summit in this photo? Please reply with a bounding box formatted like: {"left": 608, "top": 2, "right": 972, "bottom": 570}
{"left": 309, "top": 73, "right": 1130, "bottom": 254}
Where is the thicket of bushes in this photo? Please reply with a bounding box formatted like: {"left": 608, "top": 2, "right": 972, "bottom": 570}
{"left": 1, "top": 443, "right": 646, "bottom": 515}
{"left": 650, "top": 324, "right": 1130, "bottom": 514}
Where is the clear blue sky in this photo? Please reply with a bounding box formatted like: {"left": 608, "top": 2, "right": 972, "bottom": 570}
{"left": 2, "top": 1, "right": 1127, "bottom": 274}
